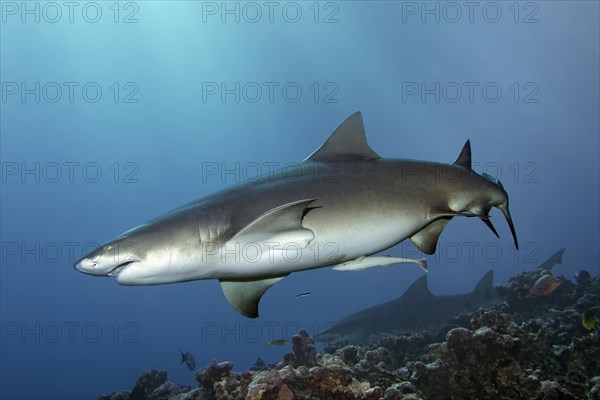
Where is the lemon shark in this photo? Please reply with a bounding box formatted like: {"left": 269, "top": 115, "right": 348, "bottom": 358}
{"left": 315, "top": 271, "right": 498, "bottom": 344}
{"left": 74, "top": 112, "right": 517, "bottom": 318}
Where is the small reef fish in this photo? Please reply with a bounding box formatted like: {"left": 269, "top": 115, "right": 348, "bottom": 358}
{"left": 582, "top": 310, "right": 597, "bottom": 330}
{"left": 295, "top": 292, "right": 311, "bottom": 299}
{"left": 529, "top": 274, "right": 561, "bottom": 296}
{"left": 266, "top": 339, "right": 289, "bottom": 345}
{"left": 180, "top": 350, "right": 196, "bottom": 370}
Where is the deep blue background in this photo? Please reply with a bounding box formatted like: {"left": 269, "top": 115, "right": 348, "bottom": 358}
{"left": 1, "top": 2, "right": 598, "bottom": 399}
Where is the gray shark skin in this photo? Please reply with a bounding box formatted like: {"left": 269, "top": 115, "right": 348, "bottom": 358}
{"left": 74, "top": 112, "right": 517, "bottom": 318}
{"left": 315, "top": 271, "right": 498, "bottom": 345}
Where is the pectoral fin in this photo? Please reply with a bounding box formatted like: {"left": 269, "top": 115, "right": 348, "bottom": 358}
{"left": 410, "top": 218, "right": 451, "bottom": 255}
{"left": 231, "top": 199, "right": 318, "bottom": 249}
{"left": 220, "top": 275, "right": 288, "bottom": 318}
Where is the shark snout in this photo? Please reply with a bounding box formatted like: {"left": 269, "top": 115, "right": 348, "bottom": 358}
{"left": 74, "top": 257, "right": 102, "bottom": 274}
{"left": 74, "top": 256, "right": 136, "bottom": 277}
{"left": 314, "top": 329, "right": 336, "bottom": 343}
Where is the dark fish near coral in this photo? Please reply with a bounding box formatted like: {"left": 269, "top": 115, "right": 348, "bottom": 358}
{"left": 529, "top": 274, "right": 561, "bottom": 296}
{"left": 582, "top": 310, "right": 597, "bottom": 330}
{"left": 295, "top": 292, "right": 311, "bottom": 299}
{"left": 316, "top": 271, "right": 498, "bottom": 344}
{"left": 267, "top": 339, "right": 290, "bottom": 345}
{"left": 180, "top": 350, "right": 196, "bottom": 370}
{"left": 575, "top": 270, "right": 591, "bottom": 286}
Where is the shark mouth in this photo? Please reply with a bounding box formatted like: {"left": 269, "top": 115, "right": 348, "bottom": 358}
{"left": 108, "top": 260, "right": 137, "bottom": 277}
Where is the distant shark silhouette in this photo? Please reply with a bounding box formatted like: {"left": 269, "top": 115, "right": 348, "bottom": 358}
{"left": 316, "top": 271, "right": 497, "bottom": 344}
{"left": 534, "top": 248, "right": 565, "bottom": 273}
{"left": 75, "top": 112, "right": 517, "bottom": 318}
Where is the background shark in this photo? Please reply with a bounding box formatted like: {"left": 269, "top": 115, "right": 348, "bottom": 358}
{"left": 534, "top": 248, "right": 566, "bottom": 273}
{"left": 75, "top": 113, "right": 517, "bottom": 318}
{"left": 315, "top": 271, "right": 498, "bottom": 345}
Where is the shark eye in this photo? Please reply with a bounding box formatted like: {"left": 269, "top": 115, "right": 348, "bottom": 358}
{"left": 105, "top": 245, "right": 113, "bottom": 251}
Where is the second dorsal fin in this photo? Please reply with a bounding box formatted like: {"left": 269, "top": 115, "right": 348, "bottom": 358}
{"left": 453, "top": 140, "right": 472, "bottom": 169}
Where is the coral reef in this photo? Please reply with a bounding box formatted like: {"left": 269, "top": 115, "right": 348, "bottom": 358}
{"left": 281, "top": 329, "right": 318, "bottom": 368}
{"left": 98, "top": 268, "right": 600, "bottom": 400}
{"left": 249, "top": 357, "right": 275, "bottom": 372}
{"left": 97, "top": 369, "right": 195, "bottom": 400}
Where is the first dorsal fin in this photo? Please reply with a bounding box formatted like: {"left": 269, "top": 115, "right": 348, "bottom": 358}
{"left": 401, "top": 275, "right": 433, "bottom": 299}
{"left": 306, "top": 112, "right": 380, "bottom": 162}
{"left": 453, "top": 140, "right": 472, "bottom": 169}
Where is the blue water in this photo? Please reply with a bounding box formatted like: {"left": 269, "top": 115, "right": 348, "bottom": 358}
{"left": 1, "top": 2, "right": 598, "bottom": 399}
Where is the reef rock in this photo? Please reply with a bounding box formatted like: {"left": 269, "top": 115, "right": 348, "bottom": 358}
{"left": 98, "top": 267, "right": 600, "bottom": 400}
{"left": 195, "top": 360, "right": 237, "bottom": 400}
{"left": 280, "top": 329, "right": 318, "bottom": 369}
{"left": 97, "top": 370, "right": 195, "bottom": 400}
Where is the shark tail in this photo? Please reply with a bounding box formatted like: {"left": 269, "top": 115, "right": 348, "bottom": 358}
{"left": 497, "top": 200, "right": 518, "bottom": 250}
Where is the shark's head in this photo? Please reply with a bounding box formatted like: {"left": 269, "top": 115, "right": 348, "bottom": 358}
{"left": 315, "top": 322, "right": 366, "bottom": 345}
{"left": 313, "top": 328, "right": 341, "bottom": 344}
{"left": 74, "top": 218, "right": 204, "bottom": 285}
{"left": 448, "top": 140, "right": 518, "bottom": 250}
{"left": 74, "top": 238, "right": 140, "bottom": 278}
{"left": 74, "top": 223, "right": 152, "bottom": 282}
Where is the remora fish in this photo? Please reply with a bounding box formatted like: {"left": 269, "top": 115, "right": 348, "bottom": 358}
{"left": 315, "top": 271, "right": 498, "bottom": 344}
{"left": 74, "top": 112, "right": 517, "bottom": 318}
{"left": 332, "top": 255, "right": 428, "bottom": 272}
